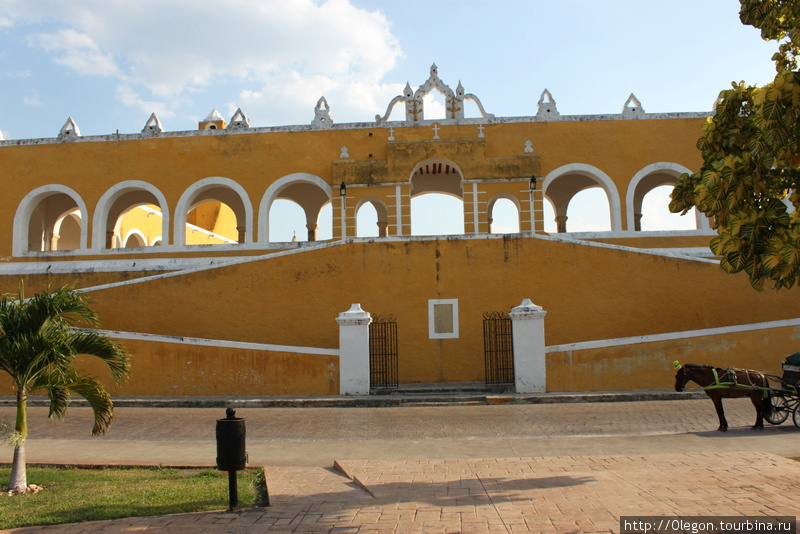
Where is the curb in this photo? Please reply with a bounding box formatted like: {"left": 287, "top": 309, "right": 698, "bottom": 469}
{"left": 0, "top": 390, "right": 707, "bottom": 409}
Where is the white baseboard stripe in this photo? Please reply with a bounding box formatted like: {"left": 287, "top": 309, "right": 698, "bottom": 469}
{"left": 77, "top": 328, "right": 339, "bottom": 357}
{"left": 545, "top": 318, "right": 800, "bottom": 353}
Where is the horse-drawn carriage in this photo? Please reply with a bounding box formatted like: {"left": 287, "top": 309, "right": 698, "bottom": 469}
{"left": 674, "top": 353, "right": 800, "bottom": 431}
{"left": 763, "top": 352, "right": 800, "bottom": 428}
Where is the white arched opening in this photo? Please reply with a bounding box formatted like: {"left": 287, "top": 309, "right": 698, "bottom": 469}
{"left": 174, "top": 177, "right": 253, "bottom": 247}
{"left": 259, "top": 173, "right": 332, "bottom": 243}
{"left": 488, "top": 195, "right": 521, "bottom": 234}
{"left": 93, "top": 180, "right": 170, "bottom": 250}
{"left": 543, "top": 163, "right": 622, "bottom": 232}
{"left": 409, "top": 158, "right": 464, "bottom": 236}
{"left": 13, "top": 185, "right": 89, "bottom": 255}
{"left": 626, "top": 162, "right": 709, "bottom": 231}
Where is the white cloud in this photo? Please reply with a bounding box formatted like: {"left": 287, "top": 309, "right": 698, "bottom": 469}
{"left": 116, "top": 85, "right": 176, "bottom": 120}
{"left": 4, "top": 0, "right": 403, "bottom": 125}
{"left": 30, "top": 29, "right": 118, "bottom": 77}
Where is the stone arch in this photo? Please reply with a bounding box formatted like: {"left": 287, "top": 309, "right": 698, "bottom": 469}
{"left": 410, "top": 158, "right": 464, "bottom": 197}
{"left": 409, "top": 158, "right": 465, "bottom": 236}
{"left": 487, "top": 193, "right": 521, "bottom": 233}
{"left": 542, "top": 164, "right": 622, "bottom": 232}
{"left": 259, "top": 173, "right": 332, "bottom": 243}
{"left": 13, "top": 185, "right": 89, "bottom": 255}
{"left": 122, "top": 229, "right": 147, "bottom": 248}
{"left": 53, "top": 210, "right": 82, "bottom": 250}
{"left": 626, "top": 162, "right": 710, "bottom": 231}
{"left": 92, "top": 180, "right": 170, "bottom": 250}
{"left": 355, "top": 197, "right": 389, "bottom": 237}
{"left": 174, "top": 177, "right": 253, "bottom": 247}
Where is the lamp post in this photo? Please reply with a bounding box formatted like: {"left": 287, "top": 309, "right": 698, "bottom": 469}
{"left": 529, "top": 176, "right": 538, "bottom": 234}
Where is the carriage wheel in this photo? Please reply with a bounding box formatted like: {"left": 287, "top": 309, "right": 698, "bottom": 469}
{"left": 794, "top": 403, "right": 800, "bottom": 430}
{"left": 765, "top": 394, "right": 789, "bottom": 424}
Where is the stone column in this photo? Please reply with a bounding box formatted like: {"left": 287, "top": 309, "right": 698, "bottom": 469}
{"left": 377, "top": 221, "right": 388, "bottom": 238}
{"left": 306, "top": 223, "right": 318, "bottom": 242}
{"left": 336, "top": 303, "right": 372, "bottom": 395}
{"left": 555, "top": 216, "right": 568, "bottom": 233}
{"left": 634, "top": 213, "right": 643, "bottom": 232}
{"left": 509, "top": 298, "right": 547, "bottom": 393}
{"left": 48, "top": 233, "right": 60, "bottom": 252}
{"left": 237, "top": 226, "right": 246, "bottom": 244}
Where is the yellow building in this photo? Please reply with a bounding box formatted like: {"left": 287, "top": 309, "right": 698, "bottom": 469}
{"left": 1, "top": 65, "right": 799, "bottom": 396}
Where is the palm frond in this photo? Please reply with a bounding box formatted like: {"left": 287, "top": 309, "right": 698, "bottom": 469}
{"left": 67, "top": 332, "right": 131, "bottom": 386}
{"left": 66, "top": 376, "right": 114, "bottom": 436}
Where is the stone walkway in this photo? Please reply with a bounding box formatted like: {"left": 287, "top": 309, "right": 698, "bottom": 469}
{"left": 2, "top": 397, "right": 799, "bottom": 533}
{"left": 4, "top": 452, "right": 799, "bottom": 533}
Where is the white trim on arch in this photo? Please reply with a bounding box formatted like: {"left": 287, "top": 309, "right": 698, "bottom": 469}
{"left": 92, "top": 180, "right": 170, "bottom": 250}
{"left": 258, "top": 173, "right": 332, "bottom": 244}
{"left": 122, "top": 229, "right": 147, "bottom": 248}
{"left": 542, "top": 163, "right": 623, "bottom": 231}
{"left": 625, "top": 162, "right": 709, "bottom": 231}
{"left": 13, "top": 184, "right": 89, "bottom": 256}
{"left": 174, "top": 177, "right": 253, "bottom": 247}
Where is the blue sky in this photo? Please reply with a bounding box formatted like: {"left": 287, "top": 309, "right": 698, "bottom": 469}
{"left": 0, "top": 0, "right": 780, "bottom": 239}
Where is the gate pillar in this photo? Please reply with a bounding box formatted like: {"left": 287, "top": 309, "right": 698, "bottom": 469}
{"left": 509, "top": 299, "right": 547, "bottom": 393}
{"left": 336, "top": 303, "right": 372, "bottom": 395}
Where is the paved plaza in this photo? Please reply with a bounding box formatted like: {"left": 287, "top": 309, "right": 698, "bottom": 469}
{"left": 1, "top": 396, "right": 799, "bottom": 533}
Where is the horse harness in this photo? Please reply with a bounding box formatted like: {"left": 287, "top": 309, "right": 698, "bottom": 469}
{"left": 703, "top": 367, "right": 769, "bottom": 393}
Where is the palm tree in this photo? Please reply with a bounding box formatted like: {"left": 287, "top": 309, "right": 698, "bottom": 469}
{"left": 0, "top": 285, "right": 131, "bottom": 491}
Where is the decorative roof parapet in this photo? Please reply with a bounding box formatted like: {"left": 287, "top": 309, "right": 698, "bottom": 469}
{"left": 536, "top": 89, "right": 560, "bottom": 119}
{"left": 58, "top": 117, "right": 81, "bottom": 141}
{"left": 141, "top": 113, "right": 163, "bottom": 137}
{"left": 376, "top": 63, "right": 494, "bottom": 126}
{"left": 622, "top": 93, "right": 645, "bottom": 118}
{"left": 228, "top": 108, "right": 251, "bottom": 130}
{"left": 311, "top": 97, "right": 334, "bottom": 129}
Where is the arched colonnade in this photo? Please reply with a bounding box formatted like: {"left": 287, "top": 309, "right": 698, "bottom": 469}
{"left": 12, "top": 161, "right": 705, "bottom": 255}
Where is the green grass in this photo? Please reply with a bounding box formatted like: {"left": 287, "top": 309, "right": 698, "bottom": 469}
{"left": 0, "top": 465, "right": 260, "bottom": 530}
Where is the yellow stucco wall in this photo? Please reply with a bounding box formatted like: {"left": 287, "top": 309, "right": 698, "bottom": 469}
{"left": 0, "top": 115, "right": 704, "bottom": 256}
{"left": 5, "top": 102, "right": 788, "bottom": 397}
{"left": 2, "top": 235, "right": 795, "bottom": 395}
{"left": 547, "top": 325, "right": 800, "bottom": 392}
{"left": 77, "top": 340, "right": 338, "bottom": 396}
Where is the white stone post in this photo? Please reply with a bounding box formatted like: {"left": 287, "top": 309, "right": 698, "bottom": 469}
{"left": 509, "top": 298, "right": 547, "bottom": 393}
{"left": 336, "top": 303, "right": 372, "bottom": 395}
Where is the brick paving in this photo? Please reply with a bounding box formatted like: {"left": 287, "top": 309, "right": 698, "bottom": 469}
{"left": 3, "top": 452, "right": 799, "bottom": 533}
{"left": 2, "top": 398, "right": 800, "bottom": 533}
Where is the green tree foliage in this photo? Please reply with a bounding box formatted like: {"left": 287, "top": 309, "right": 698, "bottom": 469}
{"left": 0, "top": 285, "right": 131, "bottom": 491}
{"left": 670, "top": 0, "right": 800, "bottom": 290}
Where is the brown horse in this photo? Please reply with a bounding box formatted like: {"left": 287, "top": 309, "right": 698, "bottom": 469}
{"left": 674, "top": 363, "right": 770, "bottom": 431}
